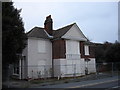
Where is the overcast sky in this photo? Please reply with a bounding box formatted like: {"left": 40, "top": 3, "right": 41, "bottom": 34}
{"left": 13, "top": 1, "right": 118, "bottom": 43}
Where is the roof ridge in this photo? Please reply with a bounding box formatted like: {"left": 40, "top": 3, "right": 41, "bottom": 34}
{"left": 55, "top": 23, "right": 76, "bottom": 31}
{"left": 52, "top": 23, "right": 76, "bottom": 39}
{"left": 26, "top": 27, "right": 44, "bottom": 34}
{"left": 26, "top": 23, "right": 77, "bottom": 39}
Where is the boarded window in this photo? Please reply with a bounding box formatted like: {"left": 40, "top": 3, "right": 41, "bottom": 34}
{"left": 66, "top": 40, "right": 80, "bottom": 54}
{"left": 38, "top": 40, "right": 46, "bottom": 53}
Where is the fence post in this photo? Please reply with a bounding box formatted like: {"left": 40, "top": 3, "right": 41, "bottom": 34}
{"left": 7, "top": 64, "right": 10, "bottom": 88}
{"left": 112, "top": 62, "right": 113, "bottom": 77}
{"left": 96, "top": 63, "right": 99, "bottom": 79}
{"left": 74, "top": 64, "right": 76, "bottom": 78}
{"left": 31, "top": 70, "right": 33, "bottom": 79}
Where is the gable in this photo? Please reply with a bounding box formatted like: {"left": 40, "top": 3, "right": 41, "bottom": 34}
{"left": 53, "top": 23, "right": 74, "bottom": 39}
{"left": 62, "top": 24, "right": 87, "bottom": 41}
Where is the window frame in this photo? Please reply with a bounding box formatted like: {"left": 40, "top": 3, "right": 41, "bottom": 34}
{"left": 84, "top": 45, "right": 89, "bottom": 55}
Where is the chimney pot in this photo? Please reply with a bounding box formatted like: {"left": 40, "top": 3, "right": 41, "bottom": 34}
{"left": 46, "top": 15, "right": 51, "bottom": 19}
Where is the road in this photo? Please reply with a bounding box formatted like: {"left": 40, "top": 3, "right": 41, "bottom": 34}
{"left": 69, "top": 79, "right": 120, "bottom": 88}
{"left": 36, "top": 76, "right": 119, "bottom": 89}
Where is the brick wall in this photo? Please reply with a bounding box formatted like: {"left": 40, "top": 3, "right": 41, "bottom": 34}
{"left": 52, "top": 39, "right": 66, "bottom": 59}
{"left": 80, "top": 41, "right": 95, "bottom": 58}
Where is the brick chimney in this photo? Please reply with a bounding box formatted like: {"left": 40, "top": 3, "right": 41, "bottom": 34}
{"left": 44, "top": 15, "right": 53, "bottom": 36}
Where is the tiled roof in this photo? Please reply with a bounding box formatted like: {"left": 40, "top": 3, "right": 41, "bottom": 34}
{"left": 53, "top": 23, "right": 75, "bottom": 39}
{"left": 27, "top": 27, "right": 49, "bottom": 39}
{"left": 27, "top": 23, "right": 75, "bottom": 39}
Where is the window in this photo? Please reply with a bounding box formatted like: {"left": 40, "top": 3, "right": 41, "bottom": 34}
{"left": 84, "top": 45, "right": 89, "bottom": 55}
{"left": 66, "top": 40, "right": 80, "bottom": 59}
{"left": 38, "top": 40, "right": 46, "bottom": 53}
{"left": 13, "top": 61, "right": 19, "bottom": 74}
{"left": 66, "top": 40, "right": 80, "bottom": 54}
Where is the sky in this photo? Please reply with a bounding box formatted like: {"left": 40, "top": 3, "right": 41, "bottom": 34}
{"left": 12, "top": 0, "right": 118, "bottom": 43}
{"left": 118, "top": 2, "right": 120, "bottom": 42}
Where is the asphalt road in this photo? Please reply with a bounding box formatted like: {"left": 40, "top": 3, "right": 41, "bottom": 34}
{"left": 36, "top": 76, "right": 119, "bottom": 89}
{"left": 69, "top": 80, "right": 120, "bottom": 88}
{"left": 83, "top": 80, "right": 119, "bottom": 88}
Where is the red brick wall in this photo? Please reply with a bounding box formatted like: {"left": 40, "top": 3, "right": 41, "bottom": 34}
{"left": 52, "top": 39, "right": 66, "bottom": 59}
{"left": 80, "top": 41, "right": 84, "bottom": 58}
{"left": 89, "top": 45, "right": 95, "bottom": 58}
{"left": 80, "top": 41, "right": 95, "bottom": 58}
{"left": 52, "top": 40, "right": 95, "bottom": 59}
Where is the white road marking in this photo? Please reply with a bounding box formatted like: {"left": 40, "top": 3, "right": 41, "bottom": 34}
{"left": 112, "top": 86, "right": 120, "bottom": 88}
{"left": 69, "top": 79, "right": 119, "bottom": 88}
{"left": 105, "top": 86, "right": 120, "bottom": 90}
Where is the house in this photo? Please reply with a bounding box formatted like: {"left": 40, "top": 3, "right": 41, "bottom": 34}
{"left": 16, "top": 15, "right": 96, "bottom": 79}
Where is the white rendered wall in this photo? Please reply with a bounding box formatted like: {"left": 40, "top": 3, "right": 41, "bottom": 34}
{"left": 27, "top": 37, "right": 52, "bottom": 78}
{"left": 62, "top": 24, "right": 87, "bottom": 41}
{"left": 54, "top": 58, "right": 96, "bottom": 77}
{"left": 84, "top": 58, "right": 96, "bottom": 74}
{"left": 87, "top": 58, "right": 96, "bottom": 73}
{"left": 54, "top": 59, "right": 86, "bottom": 77}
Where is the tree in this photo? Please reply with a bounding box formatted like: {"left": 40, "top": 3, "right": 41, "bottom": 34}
{"left": 95, "top": 41, "right": 120, "bottom": 63}
{"left": 2, "top": 2, "right": 26, "bottom": 66}
{"left": 105, "top": 42, "right": 120, "bottom": 62}
{"left": 95, "top": 44, "right": 105, "bottom": 63}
